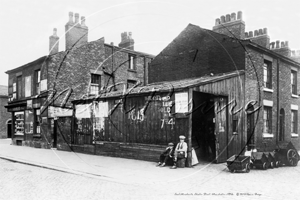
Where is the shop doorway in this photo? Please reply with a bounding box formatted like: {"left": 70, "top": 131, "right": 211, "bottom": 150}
{"left": 6, "top": 119, "right": 11, "bottom": 138}
{"left": 192, "top": 92, "right": 228, "bottom": 163}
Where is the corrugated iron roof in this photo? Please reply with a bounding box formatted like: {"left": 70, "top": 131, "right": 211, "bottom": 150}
{"left": 0, "top": 85, "right": 8, "bottom": 96}
{"left": 74, "top": 70, "right": 244, "bottom": 102}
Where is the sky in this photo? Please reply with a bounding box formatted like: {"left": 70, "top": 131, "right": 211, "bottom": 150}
{"left": 0, "top": 0, "right": 300, "bottom": 86}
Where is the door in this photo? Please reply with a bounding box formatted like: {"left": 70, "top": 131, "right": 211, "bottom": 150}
{"left": 279, "top": 108, "right": 285, "bottom": 141}
{"left": 214, "top": 96, "right": 228, "bottom": 163}
{"left": 7, "top": 120, "right": 12, "bottom": 138}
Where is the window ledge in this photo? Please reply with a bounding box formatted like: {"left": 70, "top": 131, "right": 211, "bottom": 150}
{"left": 263, "top": 133, "right": 274, "bottom": 138}
{"left": 127, "top": 69, "right": 137, "bottom": 73}
{"left": 14, "top": 133, "right": 24, "bottom": 136}
{"left": 33, "top": 134, "right": 41, "bottom": 138}
{"left": 263, "top": 88, "right": 273, "bottom": 93}
{"left": 291, "top": 94, "right": 299, "bottom": 98}
{"left": 291, "top": 133, "right": 298, "bottom": 138}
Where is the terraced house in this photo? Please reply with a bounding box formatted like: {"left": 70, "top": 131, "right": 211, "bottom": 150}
{"left": 5, "top": 12, "right": 153, "bottom": 149}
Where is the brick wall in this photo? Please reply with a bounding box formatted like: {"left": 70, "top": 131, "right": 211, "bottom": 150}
{"left": 149, "top": 24, "right": 245, "bottom": 83}
{"left": 0, "top": 96, "right": 10, "bottom": 138}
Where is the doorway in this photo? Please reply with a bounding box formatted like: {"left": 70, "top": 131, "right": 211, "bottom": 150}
{"left": 192, "top": 92, "right": 228, "bottom": 163}
{"left": 6, "top": 119, "right": 11, "bottom": 138}
{"left": 53, "top": 119, "right": 57, "bottom": 148}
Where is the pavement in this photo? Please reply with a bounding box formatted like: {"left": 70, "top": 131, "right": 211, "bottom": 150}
{"left": 0, "top": 139, "right": 226, "bottom": 185}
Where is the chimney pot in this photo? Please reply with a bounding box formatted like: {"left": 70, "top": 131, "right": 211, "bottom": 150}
{"left": 237, "top": 11, "right": 242, "bottom": 20}
{"left": 81, "top": 16, "right": 86, "bottom": 27}
{"left": 68, "top": 12, "right": 74, "bottom": 23}
{"left": 49, "top": 28, "right": 59, "bottom": 54}
{"left": 285, "top": 41, "right": 289, "bottom": 47}
{"left": 281, "top": 41, "right": 285, "bottom": 48}
{"left": 249, "top": 31, "right": 253, "bottom": 37}
{"left": 258, "top": 29, "right": 263, "bottom": 35}
{"left": 245, "top": 32, "right": 249, "bottom": 38}
{"left": 263, "top": 28, "right": 268, "bottom": 35}
{"left": 231, "top": 13, "right": 236, "bottom": 21}
{"left": 53, "top": 28, "right": 57, "bottom": 36}
{"left": 215, "top": 18, "right": 220, "bottom": 25}
{"left": 226, "top": 14, "right": 231, "bottom": 22}
{"left": 75, "top": 13, "right": 79, "bottom": 24}
{"left": 220, "top": 16, "right": 225, "bottom": 23}
{"left": 276, "top": 40, "right": 280, "bottom": 48}
{"left": 254, "top": 30, "right": 258, "bottom": 36}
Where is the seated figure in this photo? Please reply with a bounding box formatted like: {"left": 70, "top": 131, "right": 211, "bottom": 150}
{"left": 157, "top": 142, "right": 174, "bottom": 167}
{"left": 171, "top": 135, "right": 188, "bottom": 169}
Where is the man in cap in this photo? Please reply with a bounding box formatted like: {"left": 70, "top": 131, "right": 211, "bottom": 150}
{"left": 156, "top": 142, "right": 175, "bottom": 167}
{"left": 171, "top": 135, "right": 188, "bottom": 169}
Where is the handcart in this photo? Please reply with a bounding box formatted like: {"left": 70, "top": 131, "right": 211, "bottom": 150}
{"left": 251, "top": 152, "right": 268, "bottom": 170}
{"left": 274, "top": 142, "right": 299, "bottom": 166}
{"left": 227, "top": 155, "right": 251, "bottom": 173}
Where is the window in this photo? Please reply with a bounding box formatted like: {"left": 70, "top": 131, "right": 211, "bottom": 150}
{"left": 127, "top": 79, "right": 137, "bottom": 89}
{"left": 263, "top": 106, "right": 272, "bottom": 133}
{"left": 291, "top": 70, "right": 297, "bottom": 95}
{"left": 291, "top": 110, "right": 298, "bottom": 134}
{"left": 25, "top": 76, "right": 31, "bottom": 97}
{"left": 128, "top": 55, "right": 136, "bottom": 70}
{"left": 233, "top": 118, "right": 238, "bottom": 134}
{"left": 35, "top": 109, "right": 41, "bottom": 135}
{"left": 263, "top": 60, "right": 272, "bottom": 89}
{"left": 35, "top": 70, "right": 41, "bottom": 95}
{"left": 12, "top": 83, "right": 16, "bottom": 100}
{"left": 90, "top": 74, "right": 101, "bottom": 95}
{"left": 17, "top": 76, "right": 22, "bottom": 99}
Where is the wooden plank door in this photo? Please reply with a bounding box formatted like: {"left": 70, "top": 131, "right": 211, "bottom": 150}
{"left": 214, "top": 96, "right": 228, "bottom": 163}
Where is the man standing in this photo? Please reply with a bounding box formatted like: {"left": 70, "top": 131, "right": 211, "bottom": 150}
{"left": 171, "top": 135, "right": 188, "bottom": 169}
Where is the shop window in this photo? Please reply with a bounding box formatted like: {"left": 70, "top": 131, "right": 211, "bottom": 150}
{"left": 263, "top": 60, "right": 272, "bottom": 89}
{"left": 14, "top": 112, "right": 24, "bottom": 135}
{"left": 35, "top": 70, "right": 41, "bottom": 95}
{"left": 291, "top": 70, "right": 297, "bottom": 95}
{"left": 128, "top": 54, "right": 136, "bottom": 70}
{"left": 90, "top": 74, "right": 101, "bottom": 95}
{"left": 35, "top": 109, "right": 41, "bottom": 135}
{"left": 263, "top": 106, "right": 272, "bottom": 133}
{"left": 291, "top": 110, "right": 298, "bottom": 134}
{"left": 25, "top": 110, "right": 34, "bottom": 134}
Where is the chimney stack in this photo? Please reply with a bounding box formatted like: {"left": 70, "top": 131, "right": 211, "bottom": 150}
{"left": 118, "top": 32, "right": 134, "bottom": 50}
{"left": 49, "top": 28, "right": 59, "bottom": 54}
{"left": 212, "top": 11, "right": 245, "bottom": 39}
{"left": 270, "top": 40, "right": 291, "bottom": 57}
{"left": 65, "top": 11, "right": 88, "bottom": 50}
{"left": 244, "top": 27, "right": 270, "bottom": 48}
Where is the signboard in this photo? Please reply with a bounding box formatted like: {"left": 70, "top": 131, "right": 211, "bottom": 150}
{"left": 75, "top": 104, "right": 92, "bottom": 118}
{"left": 48, "top": 106, "right": 73, "bottom": 118}
{"left": 175, "top": 92, "right": 188, "bottom": 113}
{"left": 27, "top": 100, "right": 32, "bottom": 109}
{"left": 94, "top": 102, "right": 108, "bottom": 117}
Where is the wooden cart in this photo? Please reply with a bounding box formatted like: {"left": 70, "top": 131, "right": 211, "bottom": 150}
{"left": 251, "top": 152, "right": 268, "bottom": 170}
{"left": 227, "top": 155, "right": 251, "bottom": 173}
{"left": 274, "top": 142, "right": 299, "bottom": 167}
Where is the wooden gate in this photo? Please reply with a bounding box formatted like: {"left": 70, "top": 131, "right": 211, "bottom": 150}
{"left": 214, "top": 96, "right": 228, "bottom": 163}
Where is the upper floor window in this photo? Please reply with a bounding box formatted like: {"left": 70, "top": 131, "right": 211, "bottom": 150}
{"left": 128, "top": 55, "right": 136, "bottom": 70}
{"left": 263, "top": 60, "right": 272, "bottom": 89}
{"left": 90, "top": 74, "right": 101, "bottom": 95}
{"left": 127, "top": 79, "right": 137, "bottom": 89}
{"left": 17, "top": 76, "right": 22, "bottom": 99}
{"left": 12, "top": 83, "right": 16, "bottom": 100}
{"left": 25, "top": 76, "right": 31, "bottom": 97}
{"left": 291, "top": 70, "right": 297, "bottom": 95}
{"left": 291, "top": 110, "right": 298, "bottom": 134}
{"left": 263, "top": 106, "right": 272, "bottom": 133}
{"left": 35, "top": 70, "right": 41, "bottom": 95}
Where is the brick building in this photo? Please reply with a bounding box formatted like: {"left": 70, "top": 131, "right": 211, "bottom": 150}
{"left": 0, "top": 85, "right": 11, "bottom": 138}
{"left": 149, "top": 11, "right": 300, "bottom": 154}
{"left": 5, "top": 12, "right": 153, "bottom": 148}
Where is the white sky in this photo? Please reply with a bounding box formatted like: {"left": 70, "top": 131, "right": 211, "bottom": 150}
{"left": 0, "top": 0, "right": 299, "bottom": 86}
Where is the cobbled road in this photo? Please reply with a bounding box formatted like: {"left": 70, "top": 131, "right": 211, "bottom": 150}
{"left": 1, "top": 158, "right": 300, "bottom": 200}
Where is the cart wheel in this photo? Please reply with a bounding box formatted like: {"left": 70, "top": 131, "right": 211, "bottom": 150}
{"left": 230, "top": 169, "right": 235, "bottom": 173}
{"left": 245, "top": 164, "right": 250, "bottom": 173}
{"left": 287, "top": 149, "right": 299, "bottom": 166}
{"left": 275, "top": 161, "right": 279, "bottom": 168}
{"left": 262, "top": 162, "right": 267, "bottom": 170}
{"left": 269, "top": 162, "right": 274, "bottom": 169}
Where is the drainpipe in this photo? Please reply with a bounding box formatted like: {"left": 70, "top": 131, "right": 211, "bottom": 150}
{"left": 276, "top": 59, "right": 280, "bottom": 145}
